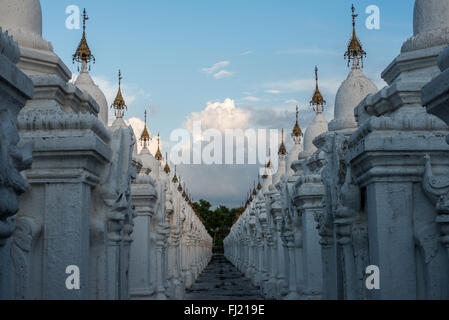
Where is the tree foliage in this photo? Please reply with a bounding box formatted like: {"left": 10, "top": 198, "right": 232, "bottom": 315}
{"left": 192, "top": 200, "right": 243, "bottom": 248}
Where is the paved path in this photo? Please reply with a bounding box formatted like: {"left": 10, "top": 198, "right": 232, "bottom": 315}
{"left": 185, "top": 255, "right": 265, "bottom": 300}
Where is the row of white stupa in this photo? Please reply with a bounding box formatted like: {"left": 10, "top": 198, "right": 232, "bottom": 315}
{"left": 0, "top": 0, "right": 212, "bottom": 300}
{"left": 225, "top": 0, "right": 449, "bottom": 300}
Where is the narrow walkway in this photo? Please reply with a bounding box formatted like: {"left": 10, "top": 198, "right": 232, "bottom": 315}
{"left": 185, "top": 255, "right": 264, "bottom": 300}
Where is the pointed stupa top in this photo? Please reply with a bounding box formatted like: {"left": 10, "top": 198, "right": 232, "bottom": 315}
{"left": 73, "top": 9, "right": 108, "bottom": 125}
{"left": 172, "top": 166, "right": 179, "bottom": 183}
{"left": 262, "top": 163, "right": 269, "bottom": 179}
{"left": 155, "top": 133, "right": 163, "bottom": 161}
{"left": 344, "top": 5, "right": 366, "bottom": 69}
{"left": 72, "top": 9, "right": 95, "bottom": 68}
{"left": 252, "top": 182, "right": 257, "bottom": 196}
{"left": 111, "top": 70, "right": 127, "bottom": 119}
{"left": 257, "top": 176, "right": 262, "bottom": 190}
{"left": 310, "top": 66, "right": 326, "bottom": 113}
{"left": 267, "top": 148, "right": 272, "bottom": 169}
{"left": 140, "top": 110, "right": 151, "bottom": 147}
{"left": 164, "top": 153, "right": 171, "bottom": 174}
{"left": 291, "top": 106, "right": 303, "bottom": 145}
{"left": 278, "top": 129, "right": 287, "bottom": 156}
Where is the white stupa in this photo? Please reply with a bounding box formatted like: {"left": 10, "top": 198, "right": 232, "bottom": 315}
{"left": 329, "top": 5, "right": 378, "bottom": 132}
{"left": 402, "top": 0, "right": 449, "bottom": 52}
{"left": 299, "top": 66, "right": 329, "bottom": 159}
{"left": 0, "top": 0, "right": 52, "bottom": 51}
{"left": 73, "top": 9, "right": 109, "bottom": 125}
{"left": 287, "top": 106, "right": 304, "bottom": 175}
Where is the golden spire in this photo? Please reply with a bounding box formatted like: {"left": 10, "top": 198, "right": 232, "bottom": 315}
{"left": 155, "top": 133, "right": 162, "bottom": 161}
{"left": 278, "top": 129, "right": 287, "bottom": 156}
{"left": 178, "top": 178, "right": 183, "bottom": 192}
{"left": 310, "top": 66, "right": 326, "bottom": 114}
{"left": 344, "top": 4, "right": 366, "bottom": 69}
{"left": 291, "top": 106, "right": 303, "bottom": 145}
{"left": 267, "top": 148, "right": 272, "bottom": 169}
{"left": 252, "top": 182, "right": 257, "bottom": 196}
{"left": 172, "top": 166, "right": 179, "bottom": 183}
{"left": 257, "top": 176, "right": 262, "bottom": 190}
{"left": 72, "top": 9, "right": 95, "bottom": 70}
{"left": 111, "top": 70, "right": 127, "bottom": 119}
{"left": 182, "top": 184, "right": 187, "bottom": 199}
{"left": 164, "top": 152, "right": 171, "bottom": 174}
{"left": 262, "top": 163, "right": 268, "bottom": 180}
{"left": 140, "top": 110, "right": 151, "bottom": 147}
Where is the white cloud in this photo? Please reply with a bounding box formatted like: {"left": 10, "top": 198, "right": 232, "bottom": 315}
{"left": 213, "top": 70, "right": 234, "bottom": 79}
{"left": 185, "top": 98, "right": 251, "bottom": 135}
{"left": 266, "top": 89, "right": 281, "bottom": 94}
{"left": 285, "top": 99, "right": 299, "bottom": 104}
{"left": 242, "top": 96, "right": 260, "bottom": 102}
{"left": 240, "top": 50, "right": 253, "bottom": 56}
{"left": 201, "top": 61, "right": 230, "bottom": 74}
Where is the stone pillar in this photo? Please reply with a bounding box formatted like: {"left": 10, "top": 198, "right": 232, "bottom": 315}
{"left": 422, "top": 45, "right": 449, "bottom": 262}
{"left": 129, "top": 174, "right": 157, "bottom": 300}
{"left": 0, "top": 29, "right": 33, "bottom": 300}
{"left": 347, "top": 0, "right": 449, "bottom": 299}
{"left": 293, "top": 154, "right": 325, "bottom": 299}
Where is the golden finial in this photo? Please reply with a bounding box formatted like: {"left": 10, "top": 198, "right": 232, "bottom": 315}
{"left": 267, "top": 148, "right": 272, "bottom": 169}
{"left": 262, "top": 162, "right": 269, "bottom": 179}
{"left": 178, "top": 179, "right": 183, "bottom": 192}
{"left": 291, "top": 106, "right": 303, "bottom": 145}
{"left": 72, "top": 9, "right": 95, "bottom": 71}
{"left": 252, "top": 182, "right": 257, "bottom": 196}
{"left": 155, "top": 133, "right": 162, "bottom": 161}
{"left": 257, "top": 176, "right": 262, "bottom": 190}
{"left": 278, "top": 129, "right": 287, "bottom": 156}
{"left": 140, "top": 110, "right": 151, "bottom": 147}
{"left": 164, "top": 152, "right": 171, "bottom": 174}
{"left": 182, "top": 184, "right": 187, "bottom": 199}
{"left": 310, "top": 66, "right": 326, "bottom": 114}
{"left": 344, "top": 4, "right": 366, "bottom": 69}
{"left": 111, "top": 70, "right": 127, "bottom": 119}
{"left": 172, "top": 166, "right": 179, "bottom": 183}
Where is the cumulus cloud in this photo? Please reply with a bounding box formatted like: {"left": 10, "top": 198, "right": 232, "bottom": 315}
{"left": 185, "top": 98, "right": 251, "bottom": 135}
{"left": 177, "top": 98, "right": 322, "bottom": 207}
{"left": 285, "top": 99, "right": 299, "bottom": 104}
{"left": 266, "top": 89, "right": 281, "bottom": 94}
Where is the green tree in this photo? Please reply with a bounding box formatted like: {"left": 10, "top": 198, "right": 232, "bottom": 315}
{"left": 192, "top": 200, "right": 243, "bottom": 249}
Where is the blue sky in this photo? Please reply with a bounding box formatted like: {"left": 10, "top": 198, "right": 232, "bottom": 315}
{"left": 41, "top": 0, "right": 414, "bottom": 207}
